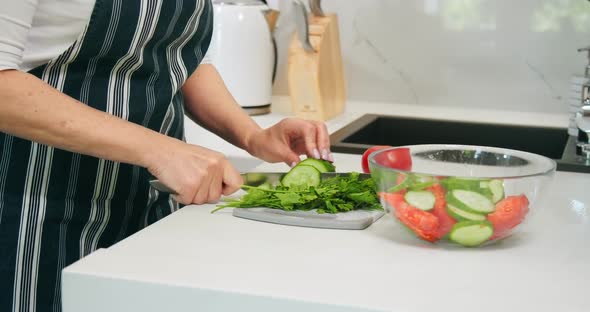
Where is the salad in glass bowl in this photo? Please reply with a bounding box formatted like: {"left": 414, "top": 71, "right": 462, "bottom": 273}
{"left": 366, "top": 145, "right": 556, "bottom": 247}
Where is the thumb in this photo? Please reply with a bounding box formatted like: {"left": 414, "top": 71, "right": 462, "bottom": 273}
{"left": 281, "top": 150, "right": 301, "bottom": 167}
{"left": 221, "top": 163, "right": 243, "bottom": 195}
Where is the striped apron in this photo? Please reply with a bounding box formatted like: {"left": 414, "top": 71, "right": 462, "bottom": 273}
{"left": 0, "top": 0, "right": 212, "bottom": 311}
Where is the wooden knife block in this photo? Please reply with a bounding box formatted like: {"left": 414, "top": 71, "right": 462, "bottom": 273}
{"left": 288, "top": 14, "right": 346, "bottom": 121}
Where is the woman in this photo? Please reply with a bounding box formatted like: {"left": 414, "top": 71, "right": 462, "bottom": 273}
{"left": 0, "top": 0, "right": 332, "bottom": 310}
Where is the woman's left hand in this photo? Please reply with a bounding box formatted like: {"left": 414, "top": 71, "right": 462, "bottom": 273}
{"left": 245, "top": 118, "right": 333, "bottom": 166}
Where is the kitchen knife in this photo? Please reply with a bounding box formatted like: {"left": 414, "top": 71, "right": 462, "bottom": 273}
{"left": 148, "top": 172, "right": 371, "bottom": 194}
{"left": 310, "top": 0, "right": 325, "bottom": 17}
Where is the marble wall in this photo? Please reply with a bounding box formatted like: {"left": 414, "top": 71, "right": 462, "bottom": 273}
{"left": 271, "top": 0, "right": 590, "bottom": 113}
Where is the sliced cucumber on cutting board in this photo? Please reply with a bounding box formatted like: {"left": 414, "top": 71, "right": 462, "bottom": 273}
{"left": 297, "top": 158, "right": 335, "bottom": 173}
{"left": 280, "top": 159, "right": 336, "bottom": 187}
{"left": 281, "top": 165, "right": 321, "bottom": 187}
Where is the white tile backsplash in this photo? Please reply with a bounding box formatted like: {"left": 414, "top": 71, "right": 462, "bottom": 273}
{"left": 271, "top": 0, "right": 590, "bottom": 113}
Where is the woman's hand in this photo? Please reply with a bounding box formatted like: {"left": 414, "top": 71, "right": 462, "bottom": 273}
{"left": 145, "top": 139, "right": 243, "bottom": 205}
{"left": 245, "top": 118, "right": 332, "bottom": 166}
{"left": 181, "top": 67, "right": 331, "bottom": 167}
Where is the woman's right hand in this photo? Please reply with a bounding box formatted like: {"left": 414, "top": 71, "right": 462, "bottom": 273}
{"left": 145, "top": 139, "right": 243, "bottom": 205}
{"left": 0, "top": 70, "right": 241, "bottom": 205}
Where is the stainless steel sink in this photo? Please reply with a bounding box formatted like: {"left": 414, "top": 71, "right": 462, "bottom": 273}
{"left": 330, "top": 114, "right": 590, "bottom": 173}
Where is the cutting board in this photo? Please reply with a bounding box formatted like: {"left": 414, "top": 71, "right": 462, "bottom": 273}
{"left": 232, "top": 208, "right": 384, "bottom": 230}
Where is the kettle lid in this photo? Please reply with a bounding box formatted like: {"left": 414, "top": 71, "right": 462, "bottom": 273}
{"left": 213, "top": 0, "right": 266, "bottom": 5}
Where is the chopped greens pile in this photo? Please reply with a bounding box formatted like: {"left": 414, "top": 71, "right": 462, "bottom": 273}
{"left": 212, "top": 172, "right": 382, "bottom": 214}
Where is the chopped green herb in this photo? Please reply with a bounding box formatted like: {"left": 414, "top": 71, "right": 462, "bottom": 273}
{"left": 212, "top": 173, "right": 382, "bottom": 214}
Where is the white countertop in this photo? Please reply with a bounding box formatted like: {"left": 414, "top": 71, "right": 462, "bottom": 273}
{"left": 62, "top": 99, "right": 588, "bottom": 312}
{"left": 62, "top": 155, "right": 590, "bottom": 312}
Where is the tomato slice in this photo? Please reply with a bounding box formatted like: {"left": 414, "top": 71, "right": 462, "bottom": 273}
{"left": 373, "top": 147, "right": 412, "bottom": 171}
{"left": 361, "top": 146, "right": 391, "bottom": 173}
{"left": 487, "top": 195, "right": 530, "bottom": 240}
{"left": 380, "top": 192, "right": 440, "bottom": 242}
{"left": 399, "top": 206, "right": 440, "bottom": 243}
{"left": 378, "top": 192, "right": 406, "bottom": 206}
{"left": 427, "top": 184, "right": 456, "bottom": 239}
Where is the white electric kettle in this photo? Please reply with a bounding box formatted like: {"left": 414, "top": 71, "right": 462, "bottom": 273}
{"left": 210, "top": 0, "right": 275, "bottom": 115}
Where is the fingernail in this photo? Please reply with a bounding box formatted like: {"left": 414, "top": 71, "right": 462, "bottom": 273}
{"left": 328, "top": 153, "right": 334, "bottom": 162}
{"left": 321, "top": 149, "right": 329, "bottom": 160}
{"left": 313, "top": 148, "right": 321, "bottom": 159}
{"left": 291, "top": 162, "right": 297, "bottom": 168}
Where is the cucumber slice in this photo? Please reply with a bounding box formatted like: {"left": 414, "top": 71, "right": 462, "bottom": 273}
{"left": 449, "top": 221, "right": 494, "bottom": 247}
{"left": 297, "top": 158, "right": 335, "bottom": 173}
{"left": 415, "top": 175, "right": 435, "bottom": 183}
{"left": 243, "top": 172, "right": 268, "bottom": 186}
{"left": 447, "top": 189, "right": 495, "bottom": 214}
{"left": 258, "top": 182, "right": 272, "bottom": 190}
{"left": 441, "top": 178, "right": 493, "bottom": 199}
{"left": 281, "top": 165, "right": 321, "bottom": 187}
{"left": 404, "top": 191, "right": 435, "bottom": 211}
{"left": 488, "top": 179, "right": 505, "bottom": 203}
{"left": 371, "top": 170, "right": 399, "bottom": 191}
{"left": 387, "top": 174, "right": 414, "bottom": 193}
{"left": 441, "top": 177, "right": 483, "bottom": 189}
{"left": 447, "top": 204, "right": 486, "bottom": 221}
{"left": 408, "top": 181, "right": 436, "bottom": 191}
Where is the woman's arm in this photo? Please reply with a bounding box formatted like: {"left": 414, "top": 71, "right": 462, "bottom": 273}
{"left": 0, "top": 69, "right": 242, "bottom": 203}
{"left": 0, "top": 70, "right": 162, "bottom": 166}
{"left": 181, "top": 64, "right": 262, "bottom": 150}
{"left": 182, "top": 64, "right": 333, "bottom": 165}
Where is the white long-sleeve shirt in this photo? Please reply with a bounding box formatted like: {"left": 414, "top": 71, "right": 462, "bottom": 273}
{"left": 0, "top": 0, "right": 212, "bottom": 72}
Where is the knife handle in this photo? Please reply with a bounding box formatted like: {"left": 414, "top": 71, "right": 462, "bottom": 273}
{"left": 149, "top": 179, "right": 177, "bottom": 194}
{"left": 310, "top": 0, "right": 325, "bottom": 17}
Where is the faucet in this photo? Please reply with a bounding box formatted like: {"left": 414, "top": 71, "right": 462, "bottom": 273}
{"left": 576, "top": 105, "right": 590, "bottom": 160}
{"left": 575, "top": 47, "right": 590, "bottom": 160}
{"left": 577, "top": 46, "right": 590, "bottom": 106}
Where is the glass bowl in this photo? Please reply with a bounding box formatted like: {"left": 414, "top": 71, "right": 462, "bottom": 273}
{"left": 368, "top": 144, "right": 556, "bottom": 247}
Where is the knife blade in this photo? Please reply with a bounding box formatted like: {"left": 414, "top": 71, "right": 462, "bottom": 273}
{"left": 148, "top": 172, "right": 371, "bottom": 194}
